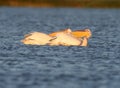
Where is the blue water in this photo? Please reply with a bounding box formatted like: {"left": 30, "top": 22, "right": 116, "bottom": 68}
{"left": 0, "top": 7, "right": 120, "bottom": 88}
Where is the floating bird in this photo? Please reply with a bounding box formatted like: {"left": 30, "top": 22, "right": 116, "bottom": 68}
{"left": 21, "top": 32, "right": 52, "bottom": 45}
{"left": 49, "top": 32, "right": 81, "bottom": 46}
{"left": 21, "top": 28, "right": 91, "bottom": 46}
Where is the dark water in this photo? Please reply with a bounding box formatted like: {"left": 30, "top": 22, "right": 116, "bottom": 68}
{"left": 0, "top": 7, "right": 120, "bottom": 88}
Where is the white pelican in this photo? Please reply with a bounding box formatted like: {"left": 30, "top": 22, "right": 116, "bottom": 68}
{"left": 21, "top": 32, "right": 52, "bottom": 45}
{"left": 48, "top": 32, "right": 87, "bottom": 46}
{"left": 21, "top": 28, "right": 90, "bottom": 46}
{"left": 48, "top": 28, "right": 88, "bottom": 46}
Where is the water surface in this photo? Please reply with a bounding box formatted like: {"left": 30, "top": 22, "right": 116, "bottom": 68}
{"left": 0, "top": 7, "right": 120, "bottom": 88}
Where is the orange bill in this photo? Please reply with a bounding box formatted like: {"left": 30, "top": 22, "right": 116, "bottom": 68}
{"left": 71, "top": 29, "right": 92, "bottom": 39}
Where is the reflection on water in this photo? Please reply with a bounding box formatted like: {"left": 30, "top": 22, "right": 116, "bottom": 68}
{"left": 0, "top": 7, "right": 120, "bottom": 88}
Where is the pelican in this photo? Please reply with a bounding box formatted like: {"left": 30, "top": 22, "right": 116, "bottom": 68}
{"left": 48, "top": 32, "right": 80, "bottom": 46}
{"left": 21, "top": 32, "right": 53, "bottom": 45}
{"left": 48, "top": 32, "right": 87, "bottom": 46}
{"left": 21, "top": 28, "right": 90, "bottom": 46}
{"left": 48, "top": 28, "right": 89, "bottom": 46}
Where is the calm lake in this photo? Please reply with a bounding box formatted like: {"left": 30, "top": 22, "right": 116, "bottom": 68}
{"left": 0, "top": 7, "right": 120, "bottom": 88}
